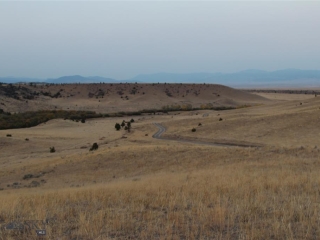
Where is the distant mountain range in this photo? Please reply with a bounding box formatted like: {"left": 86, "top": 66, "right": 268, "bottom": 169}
{"left": 1, "top": 69, "right": 320, "bottom": 87}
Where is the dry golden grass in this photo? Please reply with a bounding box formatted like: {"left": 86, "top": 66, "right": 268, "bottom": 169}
{"left": 1, "top": 146, "right": 320, "bottom": 239}
{"left": 162, "top": 96, "right": 320, "bottom": 148}
{"left": 1, "top": 88, "right": 320, "bottom": 239}
{"left": 252, "top": 92, "right": 316, "bottom": 101}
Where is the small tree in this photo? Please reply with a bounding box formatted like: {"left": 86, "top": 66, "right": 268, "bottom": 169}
{"left": 115, "top": 123, "right": 121, "bottom": 131}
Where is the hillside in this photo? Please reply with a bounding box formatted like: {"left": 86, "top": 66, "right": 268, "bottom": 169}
{"left": 0, "top": 83, "right": 269, "bottom": 113}
{"left": 1, "top": 92, "right": 320, "bottom": 239}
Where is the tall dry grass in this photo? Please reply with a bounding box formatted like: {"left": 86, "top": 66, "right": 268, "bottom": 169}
{"left": 1, "top": 150, "right": 320, "bottom": 239}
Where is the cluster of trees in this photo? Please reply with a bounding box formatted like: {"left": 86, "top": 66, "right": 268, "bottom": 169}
{"left": 115, "top": 119, "right": 134, "bottom": 132}
{"left": 0, "top": 110, "right": 102, "bottom": 130}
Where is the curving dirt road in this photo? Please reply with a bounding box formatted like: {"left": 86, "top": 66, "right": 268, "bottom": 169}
{"left": 152, "top": 123, "right": 261, "bottom": 148}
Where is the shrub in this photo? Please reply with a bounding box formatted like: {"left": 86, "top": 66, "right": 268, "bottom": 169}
{"left": 23, "top": 174, "right": 33, "bottom": 180}
{"left": 198, "top": 123, "right": 202, "bottom": 126}
{"left": 90, "top": 143, "right": 98, "bottom": 151}
{"left": 115, "top": 123, "right": 121, "bottom": 131}
{"left": 130, "top": 118, "right": 134, "bottom": 123}
{"left": 219, "top": 118, "right": 223, "bottom": 121}
{"left": 6, "top": 134, "right": 12, "bottom": 137}
{"left": 50, "top": 147, "right": 55, "bottom": 153}
{"left": 25, "top": 138, "right": 29, "bottom": 141}
{"left": 81, "top": 118, "right": 86, "bottom": 123}
{"left": 192, "top": 128, "right": 196, "bottom": 132}
{"left": 121, "top": 122, "right": 125, "bottom": 127}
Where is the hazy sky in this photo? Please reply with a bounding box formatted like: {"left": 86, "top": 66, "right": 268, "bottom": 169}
{"left": 1, "top": 1, "right": 320, "bottom": 79}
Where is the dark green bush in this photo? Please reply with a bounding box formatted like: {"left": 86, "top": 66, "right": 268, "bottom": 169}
{"left": 115, "top": 123, "right": 121, "bottom": 131}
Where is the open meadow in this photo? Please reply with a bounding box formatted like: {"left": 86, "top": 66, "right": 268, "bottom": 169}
{"left": 1, "top": 84, "right": 320, "bottom": 239}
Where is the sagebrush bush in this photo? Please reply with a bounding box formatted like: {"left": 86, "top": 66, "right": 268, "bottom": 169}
{"left": 90, "top": 143, "right": 98, "bottom": 151}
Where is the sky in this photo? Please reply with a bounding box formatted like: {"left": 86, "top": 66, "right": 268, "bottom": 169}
{"left": 0, "top": 1, "right": 320, "bottom": 80}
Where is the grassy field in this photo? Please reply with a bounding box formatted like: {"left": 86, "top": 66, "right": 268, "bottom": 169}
{"left": 1, "top": 90, "right": 320, "bottom": 239}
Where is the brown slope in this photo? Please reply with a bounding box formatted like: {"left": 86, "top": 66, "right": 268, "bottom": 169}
{"left": 0, "top": 83, "right": 269, "bottom": 113}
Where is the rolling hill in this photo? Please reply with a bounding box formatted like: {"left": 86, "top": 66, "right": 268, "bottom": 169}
{"left": 0, "top": 83, "right": 269, "bottom": 114}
